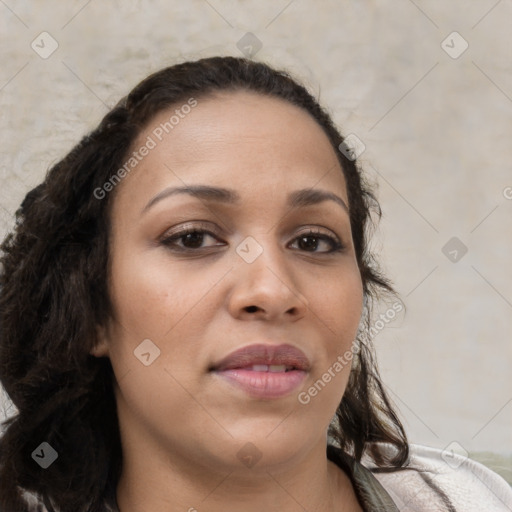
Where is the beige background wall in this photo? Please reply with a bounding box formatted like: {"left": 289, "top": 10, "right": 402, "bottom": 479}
{"left": 1, "top": 0, "right": 511, "bottom": 464}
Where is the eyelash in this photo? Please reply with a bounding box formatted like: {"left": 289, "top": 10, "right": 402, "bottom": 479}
{"left": 160, "top": 223, "right": 344, "bottom": 254}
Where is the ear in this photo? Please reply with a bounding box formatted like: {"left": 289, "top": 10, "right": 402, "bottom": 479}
{"left": 90, "top": 324, "right": 110, "bottom": 358}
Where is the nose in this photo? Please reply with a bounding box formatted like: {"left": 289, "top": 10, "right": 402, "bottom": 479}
{"left": 227, "top": 238, "right": 309, "bottom": 322}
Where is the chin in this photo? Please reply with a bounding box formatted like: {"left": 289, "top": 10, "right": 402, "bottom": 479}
{"left": 223, "top": 420, "right": 319, "bottom": 471}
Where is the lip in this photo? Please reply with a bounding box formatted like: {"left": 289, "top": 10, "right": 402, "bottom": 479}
{"left": 210, "top": 343, "right": 310, "bottom": 399}
{"left": 210, "top": 343, "right": 311, "bottom": 372}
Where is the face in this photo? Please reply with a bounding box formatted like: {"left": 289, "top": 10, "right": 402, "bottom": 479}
{"left": 93, "top": 90, "right": 364, "bottom": 473}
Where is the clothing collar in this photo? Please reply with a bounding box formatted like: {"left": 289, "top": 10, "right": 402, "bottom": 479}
{"left": 327, "top": 444, "right": 400, "bottom": 511}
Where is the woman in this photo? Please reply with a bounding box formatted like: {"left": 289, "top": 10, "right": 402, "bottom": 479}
{"left": 0, "top": 56, "right": 510, "bottom": 512}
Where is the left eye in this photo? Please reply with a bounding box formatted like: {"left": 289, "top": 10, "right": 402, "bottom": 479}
{"left": 289, "top": 230, "right": 343, "bottom": 253}
{"left": 161, "top": 227, "right": 343, "bottom": 253}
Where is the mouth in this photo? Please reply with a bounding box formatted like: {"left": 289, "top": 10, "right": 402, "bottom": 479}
{"left": 209, "top": 343, "right": 310, "bottom": 399}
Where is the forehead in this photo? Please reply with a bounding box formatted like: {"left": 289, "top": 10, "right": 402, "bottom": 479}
{"left": 117, "top": 90, "right": 347, "bottom": 207}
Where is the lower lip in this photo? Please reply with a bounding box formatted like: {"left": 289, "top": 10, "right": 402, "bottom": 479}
{"left": 213, "top": 369, "right": 307, "bottom": 399}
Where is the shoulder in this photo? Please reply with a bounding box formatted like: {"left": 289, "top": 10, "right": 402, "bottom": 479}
{"left": 18, "top": 488, "right": 119, "bottom": 512}
{"left": 364, "top": 443, "right": 512, "bottom": 511}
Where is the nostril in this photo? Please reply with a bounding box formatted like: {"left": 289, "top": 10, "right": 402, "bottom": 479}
{"left": 245, "top": 305, "right": 259, "bottom": 313}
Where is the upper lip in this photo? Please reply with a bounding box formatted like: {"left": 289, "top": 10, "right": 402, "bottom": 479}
{"left": 210, "top": 343, "right": 311, "bottom": 372}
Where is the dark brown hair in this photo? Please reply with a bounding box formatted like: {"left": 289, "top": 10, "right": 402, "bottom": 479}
{"left": 0, "top": 56, "right": 408, "bottom": 512}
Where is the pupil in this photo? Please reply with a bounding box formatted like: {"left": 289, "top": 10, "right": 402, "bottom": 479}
{"left": 300, "top": 236, "right": 317, "bottom": 251}
{"left": 183, "top": 232, "right": 203, "bottom": 248}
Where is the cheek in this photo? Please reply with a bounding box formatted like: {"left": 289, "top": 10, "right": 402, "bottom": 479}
{"left": 108, "top": 248, "right": 207, "bottom": 339}
{"left": 105, "top": 247, "right": 228, "bottom": 382}
{"left": 110, "top": 255, "right": 168, "bottom": 330}
{"left": 314, "top": 269, "right": 363, "bottom": 346}
{"left": 297, "top": 273, "right": 363, "bottom": 427}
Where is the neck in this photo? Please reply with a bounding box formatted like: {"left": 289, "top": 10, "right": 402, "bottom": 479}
{"left": 115, "top": 434, "right": 362, "bottom": 512}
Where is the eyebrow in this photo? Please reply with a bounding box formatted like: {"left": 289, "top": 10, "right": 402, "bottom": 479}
{"left": 141, "top": 184, "right": 349, "bottom": 215}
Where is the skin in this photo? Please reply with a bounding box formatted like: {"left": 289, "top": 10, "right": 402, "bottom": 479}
{"left": 91, "top": 90, "right": 365, "bottom": 512}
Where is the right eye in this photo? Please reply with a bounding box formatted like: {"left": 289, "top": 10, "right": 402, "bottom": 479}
{"left": 160, "top": 224, "right": 226, "bottom": 252}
